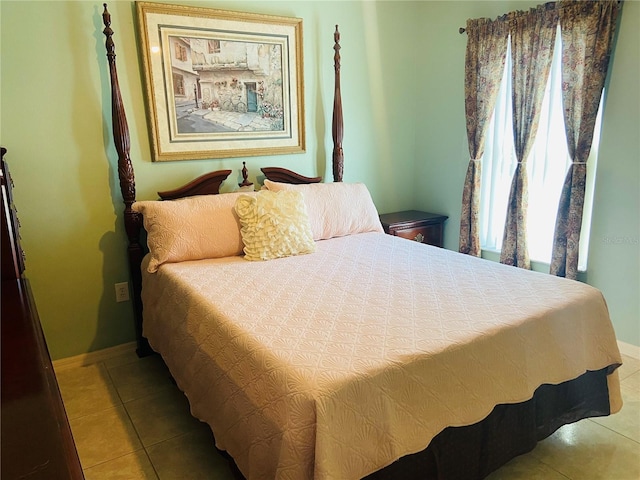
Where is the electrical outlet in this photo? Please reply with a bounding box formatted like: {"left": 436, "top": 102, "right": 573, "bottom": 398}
{"left": 115, "top": 282, "right": 130, "bottom": 302}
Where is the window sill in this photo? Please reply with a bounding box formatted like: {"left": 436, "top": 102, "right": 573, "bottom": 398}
{"left": 480, "top": 249, "right": 587, "bottom": 275}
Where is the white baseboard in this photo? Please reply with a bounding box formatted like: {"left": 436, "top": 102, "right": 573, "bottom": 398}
{"left": 618, "top": 340, "right": 640, "bottom": 360}
{"left": 53, "top": 341, "right": 137, "bottom": 372}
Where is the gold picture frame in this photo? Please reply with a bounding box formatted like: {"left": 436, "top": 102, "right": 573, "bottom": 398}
{"left": 136, "top": 1, "right": 305, "bottom": 161}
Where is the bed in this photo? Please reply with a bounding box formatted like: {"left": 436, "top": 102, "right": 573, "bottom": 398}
{"left": 100, "top": 5, "right": 622, "bottom": 480}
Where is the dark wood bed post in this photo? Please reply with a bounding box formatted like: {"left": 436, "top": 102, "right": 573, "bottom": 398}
{"left": 101, "top": 8, "right": 343, "bottom": 357}
{"left": 332, "top": 25, "right": 344, "bottom": 182}
{"left": 102, "top": 4, "right": 150, "bottom": 357}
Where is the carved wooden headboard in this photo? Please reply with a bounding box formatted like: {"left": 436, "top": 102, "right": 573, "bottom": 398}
{"left": 101, "top": 4, "right": 344, "bottom": 356}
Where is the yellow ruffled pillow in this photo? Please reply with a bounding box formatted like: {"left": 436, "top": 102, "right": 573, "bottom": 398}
{"left": 234, "top": 190, "right": 316, "bottom": 261}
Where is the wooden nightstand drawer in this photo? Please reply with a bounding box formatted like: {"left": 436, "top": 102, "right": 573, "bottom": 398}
{"left": 393, "top": 224, "right": 444, "bottom": 245}
{"left": 379, "top": 210, "right": 448, "bottom": 248}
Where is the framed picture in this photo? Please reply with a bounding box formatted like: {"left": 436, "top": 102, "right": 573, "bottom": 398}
{"left": 136, "top": 2, "right": 305, "bottom": 161}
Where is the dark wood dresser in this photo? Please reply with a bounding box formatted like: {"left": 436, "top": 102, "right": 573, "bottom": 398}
{"left": 380, "top": 210, "right": 448, "bottom": 248}
{"left": 1, "top": 148, "right": 84, "bottom": 479}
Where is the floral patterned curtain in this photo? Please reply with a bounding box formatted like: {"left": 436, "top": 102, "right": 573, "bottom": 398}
{"left": 500, "top": 6, "right": 559, "bottom": 269}
{"left": 550, "top": 0, "right": 620, "bottom": 279}
{"left": 459, "top": 17, "right": 509, "bottom": 256}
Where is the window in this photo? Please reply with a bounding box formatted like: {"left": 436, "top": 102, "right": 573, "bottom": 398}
{"left": 480, "top": 26, "right": 602, "bottom": 271}
{"left": 208, "top": 40, "right": 221, "bottom": 54}
{"left": 173, "top": 73, "right": 185, "bottom": 96}
{"left": 174, "top": 43, "right": 187, "bottom": 62}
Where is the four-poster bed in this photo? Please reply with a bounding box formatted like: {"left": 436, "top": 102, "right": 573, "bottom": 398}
{"left": 101, "top": 4, "right": 622, "bottom": 479}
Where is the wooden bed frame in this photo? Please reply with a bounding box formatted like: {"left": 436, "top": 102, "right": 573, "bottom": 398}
{"left": 102, "top": 4, "right": 334, "bottom": 357}
{"left": 101, "top": 5, "right": 614, "bottom": 479}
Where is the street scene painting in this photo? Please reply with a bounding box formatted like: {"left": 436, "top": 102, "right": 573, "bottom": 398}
{"left": 170, "top": 36, "right": 285, "bottom": 135}
{"left": 136, "top": 2, "right": 304, "bottom": 161}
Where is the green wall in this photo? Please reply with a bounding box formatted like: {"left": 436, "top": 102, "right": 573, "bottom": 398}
{"left": 1, "top": 1, "right": 637, "bottom": 359}
{"left": 0, "top": 0, "right": 418, "bottom": 359}
{"left": 414, "top": 1, "right": 640, "bottom": 347}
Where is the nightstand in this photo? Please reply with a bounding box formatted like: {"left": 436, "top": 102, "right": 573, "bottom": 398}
{"left": 379, "top": 210, "right": 448, "bottom": 247}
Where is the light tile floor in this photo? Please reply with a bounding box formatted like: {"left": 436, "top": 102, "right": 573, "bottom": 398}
{"left": 55, "top": 351, "right": 640, "bottom": 479}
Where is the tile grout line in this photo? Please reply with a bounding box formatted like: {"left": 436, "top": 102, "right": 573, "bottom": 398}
{"left": 587, "top": 418, "right": 640, "bottom": 446}
{"left": 103, "top": 361, "right": 148, "bottom": 450}
{"left": 536, "top": 458, "right": 573, "bottom": 480}
{"left": 62, "top": 364, "right": 126, "bottom": 425}
{"left": 619, "top": 370, "right": 640, "bottom": 382}
{"left": 527, "top": 438, "right": 574, "bottom": 480}
{"left": 65, "top": 358, "right": 163, "bottom": 479}
{"left": 79, "top": 447, "right": 148, "bottom": 473}
{"left": 103, "top": 358, "right": 183, "bottom": 479}
{"left": 104, "top": 360, "right": 129, "bottom": 406}
{"left": 79, "top": 361, "right": 151, "bottom": 475}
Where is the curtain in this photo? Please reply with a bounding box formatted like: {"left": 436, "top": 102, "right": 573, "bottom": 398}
{"left": 499, "top": 6, "right": 558, "bottom": 268}
{"left": 459, "top": 17, "right": 509, "bottom": 256}
{"left": 481, "top": 29, "right": 583, "bottom": 266}
{"left": 550, "top": 0, "right": 620, "bottom": 279}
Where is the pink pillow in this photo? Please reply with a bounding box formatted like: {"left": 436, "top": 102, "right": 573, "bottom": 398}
{"left": 133, "top": 192, "right": 256, "bottom": 273}
{"left": 263, "top": 180, "right": 383, "bottom": 240}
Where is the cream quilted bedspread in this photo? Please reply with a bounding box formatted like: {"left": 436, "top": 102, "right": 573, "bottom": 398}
{"left": 142, "top": 232, "right": 622, "bottom": 480}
